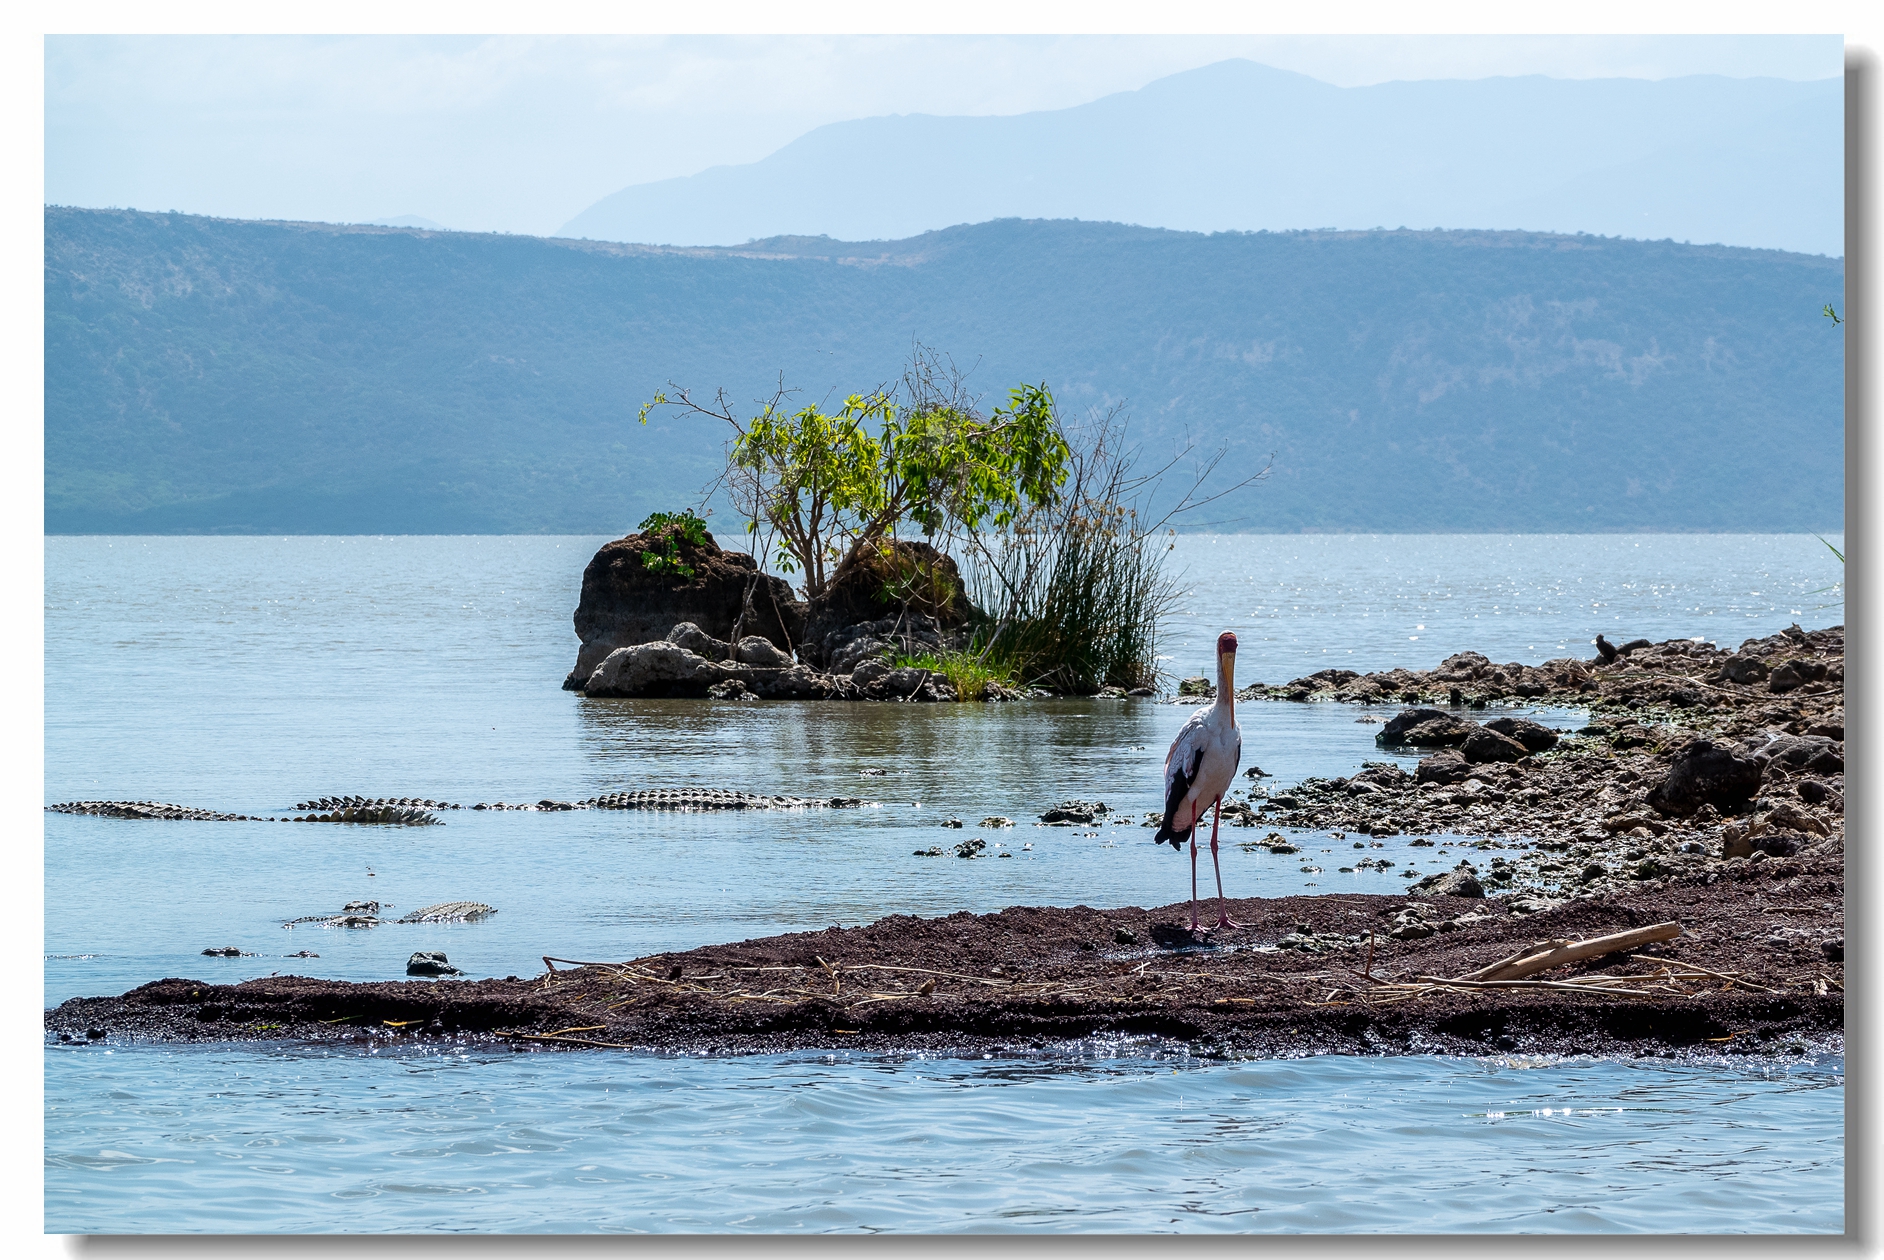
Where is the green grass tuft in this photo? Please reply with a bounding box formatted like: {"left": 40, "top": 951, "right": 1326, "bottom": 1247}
{"left": 890, "top": 648, "right": 1018, "bottom": 700}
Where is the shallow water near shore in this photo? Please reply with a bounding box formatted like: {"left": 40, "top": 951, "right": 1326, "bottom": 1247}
{"left": 44, "top": 533, "right": 1845, "bottom": 1231}
{"left": 45, "top": 1043, "right": 1842, "bottom": 1233}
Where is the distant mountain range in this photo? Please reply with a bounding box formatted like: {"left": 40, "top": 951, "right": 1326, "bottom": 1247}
{"left": 560, "top": 59, "right": 1843, "bottom": 258}
{"left": 45, "top": 207, "right": 1844, "bottom": 535}
{"left": 363, "top": 214, "right": 447, "bottom": 230}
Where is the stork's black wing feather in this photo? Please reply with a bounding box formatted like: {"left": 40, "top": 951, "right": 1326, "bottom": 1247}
{"left": 1153, "top": 747, "right": 1204, "bottom": 850}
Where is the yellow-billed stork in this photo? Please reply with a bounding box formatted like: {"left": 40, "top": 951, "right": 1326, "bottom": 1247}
{"left": 1154, "top": 631, "right": 1244, "bottom": 931}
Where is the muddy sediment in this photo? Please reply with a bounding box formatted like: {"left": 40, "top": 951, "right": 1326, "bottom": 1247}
{"left": 49, "top": 857, "right": 1842, "bottom": 1059}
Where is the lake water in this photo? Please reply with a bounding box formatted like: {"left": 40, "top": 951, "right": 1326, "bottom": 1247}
{"left": 45, "top": 1045, "right": 1841, "bottom": 1233}
{"left": 43, "top": 533, "right": 1845, "bottom": 1233}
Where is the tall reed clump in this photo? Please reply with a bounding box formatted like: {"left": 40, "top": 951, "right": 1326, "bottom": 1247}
{"left": 956, "top": 407, "right": 1265, "bottom": 694}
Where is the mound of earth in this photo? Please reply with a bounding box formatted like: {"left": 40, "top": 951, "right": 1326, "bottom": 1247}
{"left": 49, "top": 856, "right": 1841, "bottom": 1060}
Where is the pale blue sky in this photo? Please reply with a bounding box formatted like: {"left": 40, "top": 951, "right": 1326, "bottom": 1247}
{"left": 46, "top": 34, "right": 1843, "bottom": 237}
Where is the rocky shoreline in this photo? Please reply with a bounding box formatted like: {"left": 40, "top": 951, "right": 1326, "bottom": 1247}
{"left": 1208, "top": 625, "right": 1843, "bottom": 908}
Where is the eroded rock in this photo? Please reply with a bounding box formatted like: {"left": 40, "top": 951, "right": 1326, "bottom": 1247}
{"left": 566, "top": 526, "right": 803, "bottom": 689}
{"left": 1377, "top": 709, "right": 1476, "bottom": 748}
{"left": 736, "top": 636, "right": 794, "bottom": 668}
{"left": 1461, "top": 726, "right": 1528, "bottom": 764}
{"left": 584, "top": 641, "right": 719, "bottom": 697}
{"left": 1483, "top": 716, "right": 1560, "bottom": 753}
{"left": 406, "top": 951, "right": 462, "bottom": 977}
{"left": 1410, "top": 865, "right": 1485, "bottom": 898}
{"left": 1415, "top": 750, "right": 1475, "bottom": 785}
{"left": 1753, "top": 734, "right": 1843, "bottom": 776}
{"left": 1646, "top": 739, "right": 1763, "bottom": 817}
{"left": 801, "top": 540, "right": 972, "bottom": 670}
{"left": 1040, "top": 800, "right": 1109, "bottom": 825}
{"left": 1769, "top": 658, "right": 1829, "bottom": 694}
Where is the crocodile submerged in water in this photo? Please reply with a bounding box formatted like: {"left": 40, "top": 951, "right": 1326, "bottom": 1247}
{"left": 46, "top": 800, "right": 268, "bottom": 822}
{"left": 398, "top": 901, "right": 496, "bottom": 923}
{"left": 296, "top": 796, "right": 462, "bottom": 811}
{"left": 306, "top": 790, "right": 866, "bottom": 812}
{"left": 289, "top": 804, "right": 443, "bottom": 825}
{"left": 47, "top": 799, "right": 443, "bottom": 825}
{"left": 48, "top": 789, "right": 870, "bottom": 822}
{"left": 281, "top": 900, "right": 497, "bottom": 929}
{"left": 585, "top": 789, "right": 866, "bottom": 811}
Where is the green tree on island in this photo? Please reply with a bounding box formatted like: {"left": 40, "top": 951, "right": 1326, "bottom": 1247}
{"left": 640, "top": 349, "right": 1069, "bottom": 600}
{"left": 640, "top": 347, "right": 1268, "bottom": 693}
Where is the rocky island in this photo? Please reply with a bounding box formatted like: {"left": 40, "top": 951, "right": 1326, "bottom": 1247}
{"left": 562, "top": 524, "right": 1010, "bottom": 701}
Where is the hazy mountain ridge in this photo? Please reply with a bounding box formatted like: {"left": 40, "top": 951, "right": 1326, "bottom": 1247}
{"left": 45, "top": 207, "right": 1843, "bottom": 535}
{"left": 560, "top": 60, "right": 1843, "bottom": 256}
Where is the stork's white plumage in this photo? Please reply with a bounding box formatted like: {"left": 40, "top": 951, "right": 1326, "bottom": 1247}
{"left": 1154, "top": 631, "right": 1244, "bottom": 931}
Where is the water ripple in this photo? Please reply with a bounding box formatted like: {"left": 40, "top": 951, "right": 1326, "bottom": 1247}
{"left": 45, "top": 1045, "right": 1842, "bottom": 1234}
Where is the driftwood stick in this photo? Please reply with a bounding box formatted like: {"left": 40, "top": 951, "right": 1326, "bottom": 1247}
{"left": 1460, "top": 939, "right": 1571, "bottom": 983}
{"left": 1468, "top": 922, "right": 1682, "bottom": 983}
{"left": 542, "top": 956, "right": 632, "bottom": 972}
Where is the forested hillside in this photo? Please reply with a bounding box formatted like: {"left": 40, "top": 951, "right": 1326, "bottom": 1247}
{"left": 45, "top": 207, "right": 1844, "bottom": 534}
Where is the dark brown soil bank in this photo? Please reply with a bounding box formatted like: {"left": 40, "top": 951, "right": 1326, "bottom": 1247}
{"left": 49, "top": 855, "right": 1842, "bottom": 1060}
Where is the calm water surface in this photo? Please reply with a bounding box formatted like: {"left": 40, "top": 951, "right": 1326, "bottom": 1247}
{"left": 43, "top": 533, "right": 1845, "bottom": 1232}
{"left": 45, "top": 1045, "right": 1841, "bottom": 1233}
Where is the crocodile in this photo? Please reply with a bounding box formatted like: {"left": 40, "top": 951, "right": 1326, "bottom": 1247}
{"left": 289, "top": 804, "right": 443, "bottom": 825}
{"left": 296, "top": 796, "right": 462, "bottom": 811}
{"left": 47, "top": 801, "right": 269, "bottom": 822}
{"left": 49, "top": 789, "right": 869, "bottom": 822}
{"left": 46, "top": 799, "right": 442, "bottom": 825}
{"left": 281, "top": 913, "right": 383, "bottom": 928}
{"left": 584, "top": 789, "right": 866, "bottom": 811}
{"left": 282, "top": 901, "right": 494, "bottom": 929}
{"left": 397, "top": 901, "right": 496, "bottom": 924}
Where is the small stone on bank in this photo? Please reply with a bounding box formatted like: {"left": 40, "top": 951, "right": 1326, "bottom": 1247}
{"left": 406, "top": 951, "right": 462, "bottom": 977}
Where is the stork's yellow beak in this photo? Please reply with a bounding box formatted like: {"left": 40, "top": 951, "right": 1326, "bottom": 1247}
{"left": 1220, "top": 650, "right": 1235, "bottom": 694}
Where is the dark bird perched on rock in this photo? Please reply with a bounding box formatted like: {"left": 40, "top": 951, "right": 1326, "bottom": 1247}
{"left": 1595, "top": 634, "right": 1619, "bottom": 663}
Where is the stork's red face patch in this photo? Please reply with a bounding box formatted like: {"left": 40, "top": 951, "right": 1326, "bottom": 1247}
{"left": 1217, "top": 631, "right": 1238, "bottom": 655}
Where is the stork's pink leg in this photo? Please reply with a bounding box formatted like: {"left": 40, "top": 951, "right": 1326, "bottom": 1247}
{"left": 1188, "top": 816, "right": 1203, "bottom": 932}
{"left": 1210, "top": 797, "right": 1241, "bottom": 929}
